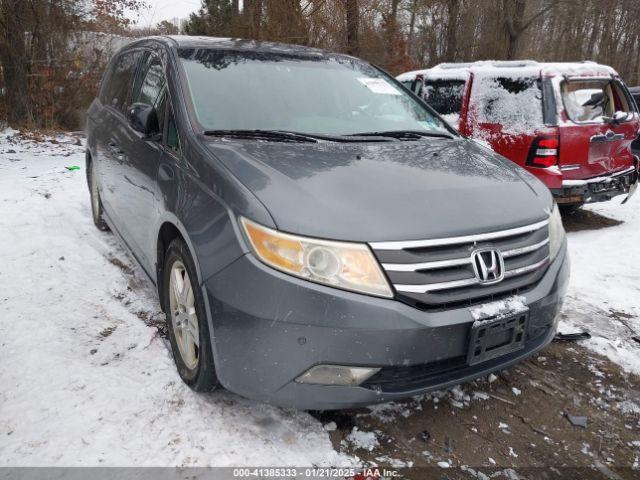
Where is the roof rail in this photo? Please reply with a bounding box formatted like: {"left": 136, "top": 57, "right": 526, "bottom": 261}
{"left": 433, "top": 60, "right": 539, "bottom": 70}
{"left": 435, "top": 62, "right": 475, "bottom": 69}
{"left": 489, "top": 60, "right": 538, "bottom": 68}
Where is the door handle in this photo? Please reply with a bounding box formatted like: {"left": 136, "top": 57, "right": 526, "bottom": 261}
{"left": 159, "top": 163, "right": 175, "bottom": 181}
{"left": 590, "top": 130, "right": 625, "bottom": 143}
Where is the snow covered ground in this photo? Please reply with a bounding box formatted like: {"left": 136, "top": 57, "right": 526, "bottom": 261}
{"left": 560, "top": 198, "right": 640, "bottom": 375}
{"left": 0, "top": 130, "right": 638, "bottom": 467}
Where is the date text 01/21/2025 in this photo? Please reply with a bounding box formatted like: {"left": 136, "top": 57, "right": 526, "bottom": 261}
{"left": 232, "top": 467, "right": 401, "bottom": 477}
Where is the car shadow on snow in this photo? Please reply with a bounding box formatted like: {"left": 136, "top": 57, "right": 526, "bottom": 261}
{"left": 560, "top": 208, "right": 623, "bottom": 233}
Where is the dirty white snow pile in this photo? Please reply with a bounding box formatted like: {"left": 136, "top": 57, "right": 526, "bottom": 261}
{"left": 0, "top": 131, "right": 352, "bottom": 467}
{"left": 560, "top": 195, "right": 640, "bottom": 376}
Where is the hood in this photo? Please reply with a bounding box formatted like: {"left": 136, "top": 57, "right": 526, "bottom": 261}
{"left": 204, "top": 137, "right": 552, "bottom": 242}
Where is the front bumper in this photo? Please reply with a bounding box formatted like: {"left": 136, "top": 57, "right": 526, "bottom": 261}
{"left": 203, "top": 244, "right": 569, "bottom": 410}
{"left": 551, "top": 165, "right": 638, "bottom": 205}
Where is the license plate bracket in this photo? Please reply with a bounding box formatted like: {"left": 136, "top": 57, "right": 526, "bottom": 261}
{"left": 467, "top": 312, "right": 529, "bottom": 366}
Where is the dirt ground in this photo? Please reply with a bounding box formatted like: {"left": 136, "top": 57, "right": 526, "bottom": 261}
{"left": 560, "top": 207, "right": 624, "bottom": 233}
{"left": 314, "top": 343, "right": 640, "bottom": 479}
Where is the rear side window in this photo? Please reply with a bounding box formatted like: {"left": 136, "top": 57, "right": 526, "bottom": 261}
{"left": 471, "top": 76, "right": 543, "bottom": 131}
{"left": 423, "top": 80, "right": 466, "bottom": 115}
{"left": 561, "top": 80, "right": 634, "bottom": 123}
{"left": 562, "top": 80, "right": 610, "bottom": 122}
{"left": 102, "top": 50, "right": 142, "bottom": 114}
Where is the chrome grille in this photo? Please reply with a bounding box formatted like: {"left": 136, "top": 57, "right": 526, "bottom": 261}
{"left": 370, "top": 220, "right": 550, "bottom": 308}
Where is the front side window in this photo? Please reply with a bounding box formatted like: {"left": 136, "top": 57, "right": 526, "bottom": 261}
{"left": 103, "top": 51, "right": 142, "bottom": 114}
{"left": 133, "top": 53, "right": 167, "bottom": 108}
{"left": 178, "top": 49, "right": 449, "bottom": 136}
{"left": 611, "top": 81, "right": 634, "bottom": 114}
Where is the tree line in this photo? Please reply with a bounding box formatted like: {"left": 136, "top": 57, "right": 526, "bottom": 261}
{"left": 184, "top": 0, "right": 640, "bottom": 82}
{"left": 2, "top": 0, "right": 639, "bottom": 129}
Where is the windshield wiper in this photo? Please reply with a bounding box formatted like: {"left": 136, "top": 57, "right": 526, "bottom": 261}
{"left": 203, "top": 129, "right": 318, "bottom": 143}
{"left": 347, "top": 130, "right": 454, "bottom": 140}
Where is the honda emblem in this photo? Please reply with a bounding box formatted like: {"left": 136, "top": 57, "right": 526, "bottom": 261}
{"left": 471, "top": 248, "right": 505, "bottom": 284}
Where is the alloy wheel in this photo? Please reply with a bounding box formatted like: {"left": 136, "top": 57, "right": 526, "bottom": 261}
{"left": 169, "top": 260, "right": 199, "bottom": 370}
{"left": 90, "top": 165, "right": 100, "bottom": 220}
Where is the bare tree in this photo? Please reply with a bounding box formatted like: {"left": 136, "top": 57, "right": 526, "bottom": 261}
{"left": 345, "top": 0, "right": 359, "bottom": 55}
{"left": 0, "top": 0, "right": 31, "bottom": 125}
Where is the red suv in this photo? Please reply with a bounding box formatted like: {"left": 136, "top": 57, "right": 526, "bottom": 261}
{"left": 398, "top": 61, "right": 639, "bottom": 208}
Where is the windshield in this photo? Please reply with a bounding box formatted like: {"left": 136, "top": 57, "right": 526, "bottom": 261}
{"left": 178, "top": 49, "right": 448, "bottom": 136}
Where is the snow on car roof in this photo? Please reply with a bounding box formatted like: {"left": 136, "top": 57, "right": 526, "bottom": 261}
{"left": 397, "top": 60, "right": 618, "bottom": 81}
{"left": 396, "top": 68, "right": 431, "bottom": 82}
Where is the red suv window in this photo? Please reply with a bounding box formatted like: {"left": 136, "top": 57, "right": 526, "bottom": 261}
{"left": 471, "top": 76, "right": 543, "bottom": 131}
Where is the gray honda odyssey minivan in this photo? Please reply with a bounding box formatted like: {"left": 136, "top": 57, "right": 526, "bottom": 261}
{"left": 86, "top": 36, "right": 569, "bottom": 409}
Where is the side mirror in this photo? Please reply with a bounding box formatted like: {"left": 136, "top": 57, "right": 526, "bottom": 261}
{"left": 607, "top": 111, "right": 632, "bottom": 125}
{"left": 127, "top": 103, "right": 159, "bottom": 137}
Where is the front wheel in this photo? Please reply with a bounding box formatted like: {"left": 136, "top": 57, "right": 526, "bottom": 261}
{"left": 163, "top": 238, "right": 218, "bottom": 392}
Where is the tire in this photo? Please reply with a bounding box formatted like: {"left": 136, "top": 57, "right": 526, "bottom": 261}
{"left": 88, "top": 161, "right": 109, "bottom": 231}
{"left": 163, "top": 238, "right": 218, "bottom": 392}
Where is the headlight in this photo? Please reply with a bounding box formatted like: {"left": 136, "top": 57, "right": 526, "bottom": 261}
{"left": 240, "top": 217, "right": 393, "bottom": 298}
{"left": 548, "top": 203, "right": 565, "bottom": 260}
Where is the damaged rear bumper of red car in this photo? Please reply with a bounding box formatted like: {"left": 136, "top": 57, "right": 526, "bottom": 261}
{"left": 550, "top": 164, "right": 639, "bottom": 206}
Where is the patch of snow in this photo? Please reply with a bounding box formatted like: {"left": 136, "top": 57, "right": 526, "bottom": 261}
{"left": 346, "top": 427, "right": 379, "bottom": 452}
{"left": 470, "top": 295, "right": 528, "bottom": 323}
{"left": 324, "top": 422, "right": 337, "bottom": 432}
{"left": 512, "top": 387, "right": 521, "bottom": 396}
{"left": 451, "top": 385, "right": 465, "bottom": 401}
{"left": 375, "top": 456, "right": 413, "bottom": 468}
{"left": 437, "top": 461, "right": 451, "bottom": 468}
{"left": 0, "top": 126, "right": 19, "bottom": 138}
{"left": 618, "top": 401, "right": 640, "bottom": 415}
{"left": 473, "top": 391, "right": 490, "bottom": 401}
{"left": 367, "top": 398, "right": 420, "bottom": 423}
{"left": 441, "top": 113, "right": 460, "bottom": 130}
{"left": 472, "top": 137, "right": 494, "bottom": 151}
{"left": 462, "top": 465, "right": 491, "bottom": 480}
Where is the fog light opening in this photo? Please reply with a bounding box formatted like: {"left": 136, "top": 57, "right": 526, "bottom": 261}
{"left": 295, "top": 365, "right": 381, "bottom": 386}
